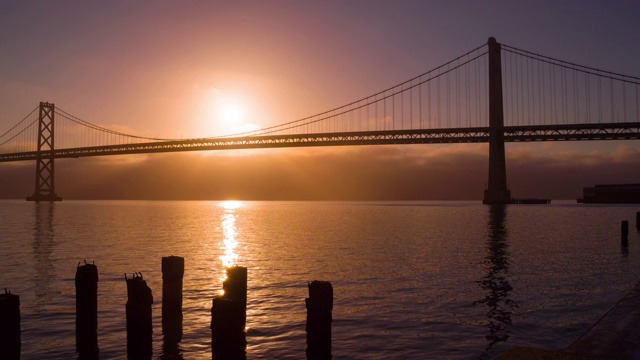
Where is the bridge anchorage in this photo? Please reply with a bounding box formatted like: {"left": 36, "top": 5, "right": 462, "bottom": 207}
{"left": 27, "top": 102, "right": 62, "bottom": 202}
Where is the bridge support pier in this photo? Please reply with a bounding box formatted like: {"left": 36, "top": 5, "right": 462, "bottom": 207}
{"left": 27, "top": 102, "right": 62, "bottom": 202}
{"left": 483, "top": 37, "right": 512, "bottom": 205}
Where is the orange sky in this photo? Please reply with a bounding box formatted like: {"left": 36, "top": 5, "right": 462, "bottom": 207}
{"left": 1, "top": 1, "right": 640, "bottom": 200}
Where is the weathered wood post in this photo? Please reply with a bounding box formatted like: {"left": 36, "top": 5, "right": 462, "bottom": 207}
{"left": 126, "top": 273, "right": 153, "bottom": 359}
{"left": 306, "top": 280, "right": 333, "bottom": 360}
{"left": 0, "top": 289, "right": 20, "bottom": 358}
{"left": 636, "top": 212, "right": 640, "bottom": 230}
{"left": 162, "top": 256, "right": 184, "bottom": 357}
{"left": 76, "top": 261, "right": 98, "bottom": 356}
{"left": 223, "top": 266, "right": 247, "bottom": 315}
{"left": 162, "top": 256, "right": 184, "bottom": 315}
{"left": 622, "top": 220, "right": 629, "bottom": 246}
{"left": 211, "top": 266, "right": 247, "bottom": 359}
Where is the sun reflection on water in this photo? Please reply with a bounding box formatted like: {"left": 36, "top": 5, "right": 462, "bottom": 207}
{"left": 219, "top": 201, "right": 243, "bottom": 291}
{"left": 221, "top": 200, "right": 243, "bottom": 211}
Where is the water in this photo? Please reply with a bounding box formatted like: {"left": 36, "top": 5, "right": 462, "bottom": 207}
{"left": 1, "top": 200, "right": 639, "bottom": 359}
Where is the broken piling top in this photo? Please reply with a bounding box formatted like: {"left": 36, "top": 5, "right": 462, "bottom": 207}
{"left": 76, "top": 261, "right": 99, "bottom": 284}
{"left": 75, "top": 261, "right": 99, "bottom": 321}
{"left": 306, "top": 281, "right": 333, "bottom": 360}
{"left": 125, "top": 273, "right": 153, "bottom": 305}
{"left": 75, "top": 261, "right": 99, "bottom": 353}
{"left": 0, "top": 288, "right": 20, "bottom": 322}
{"left": 223, "top": 266, "right": 247, "bottom": 304}
{"left": 125, "top": 272, "right": 153, "bottom": 358}
{"left": 162, "top": 255, "right": 184, "bottom": 315}
{"left": 211, "top": 267, "right": 248, "bottom": 356}
{"left": 306, "top": 280, "right": 333, "bottom": 320}
{"left": 0, "top": 288, "right": 21, "bottom": 355}
{"left": 0, "top": 288, "right": 20, "bottom": 308}
{"left": 162, "top": 256, "right": 184, "bottom": 281}
{"left": 308, "top": 281, "right": 333, "bottom": 304}
{"left": 0, "top": 289, "right": 20, "bottom": 325}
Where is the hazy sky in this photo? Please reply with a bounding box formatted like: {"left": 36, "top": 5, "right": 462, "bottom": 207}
{"left": 1, "top": 1, "right": 639, "bottom": 200}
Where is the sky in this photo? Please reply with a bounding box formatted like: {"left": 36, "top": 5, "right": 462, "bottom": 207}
{"left": 1, "top": 0, "right": 640, "bottom": 200}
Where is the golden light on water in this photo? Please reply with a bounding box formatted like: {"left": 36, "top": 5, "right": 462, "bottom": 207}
{"left": 221, "top": 200, "right": 243, "bottom": 211}
{"left": 219, "top": 200, "right": 243, "bottom": 284}
{"left": 220, "top": 212, "right": 238, "bottom": 268}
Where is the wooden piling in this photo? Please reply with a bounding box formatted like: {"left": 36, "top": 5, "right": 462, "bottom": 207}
{"left": 211, "top": 296, "right": 247, "bottom": 358}
{"left": 161, "top": 256, "right": 184, "bottom": 358}
{"left": 306, "top": 280, "right": 333, "bottom": 360}
{"left": 75, "top": 261, "right": 98, "bottom": 357}
{"left": 622, "top": 220, "right": 629, "bottom": 246}
{"left": 211, "top": 266, "right": 247, "bottom": 358}
{"left": 126, "top": 273, "right": 153, "bottom": 359}
{"left": 162, "top": 256, "right": 184, "bottom": 315}
{"left": 223, "top": 266, "right": 247, "bottom": 312}
{"left": 636, "top": 212, "right": 639, "bottom": 230}
{"left": 0, "top": 289, "right": 20, "bottom": 359}
{"left": 161, "top": 312, "right": 182, "bottom": 360}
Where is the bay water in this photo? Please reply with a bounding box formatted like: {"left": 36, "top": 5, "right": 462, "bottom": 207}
{"left": 1, "top": 200, "right": 639, "bottom": 359}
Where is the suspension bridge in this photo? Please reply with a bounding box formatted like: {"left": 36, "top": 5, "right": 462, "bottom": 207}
{"left": 1, "top": 38, "right": 639, "bottom": 203}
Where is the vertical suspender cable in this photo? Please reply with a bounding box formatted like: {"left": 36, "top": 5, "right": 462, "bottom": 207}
{"left": 374, "top": 94, "right": 377, "bottom": 132}
{"left": 507, "top": 51, "right": 512, "bottom": 126}
{"left": 610, "top": 77, "right": 614, "bottom": 122}
{"left": 469, "top": 57, "right": 472, "bottom": 127}
{"left": 523, "top": 58, "right": 531, "bottom": 125}
{"left": 564, "top": 67, "right": 568, "bottom": 124}
{"left": 419, "top": 78, "right": 422, "bottom": 129}
{"left": 623, "top": 82, "right": 627, "bottom": 123}
{"left": 437, "top": 76, "right": 440, "bottom": 128}
{"left": 383, "top": 91, "right": 387, "bottom": 130}
{"left": 428, "top": 76, "right": 431, "bottom": 128}
{"left": 541, "top": 60, "right": 546, "bottom": 124}
{"left": 410, "top": 81, "right": 413, "bottom": 129}
{"left": 537, "top": 56, "right": 542, "bottom": 125}
{"left": 515, "top": 53, "right": 520, "bottom": 125}
{"left": 455, "top": 61, "right": 460, "bottom": 128}
{"left": 585, "top": 71, "right": 590, "bottom": 123}
{"left": 636, "top": 84, "right": 640, "bottom": 121}
{"left": 598, "top": 77, "right": 602, "bottom": 123}
{"left": 573, "top": 70, "right": 580, "bottom": 124}
{"left": 448, "top": 70, "right": 452, "bottom": 127}
{"left": 401, "top": 85, "right": 404, "bottom": 129}
{"left": 393, "top": 89, "right": 395, "bottom": 130}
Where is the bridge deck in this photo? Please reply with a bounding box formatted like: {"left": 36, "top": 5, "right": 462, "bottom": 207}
{"left": 1, "top": 122, "right": 639, "bottom": 163}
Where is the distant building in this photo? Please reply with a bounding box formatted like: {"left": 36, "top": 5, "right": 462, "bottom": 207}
{"left": 577, "top": 184, "right": 640, "bottom": 204}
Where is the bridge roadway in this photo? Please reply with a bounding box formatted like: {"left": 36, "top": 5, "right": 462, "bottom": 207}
{"left": 1, "top": 122, "right": 639, "bottom": 162}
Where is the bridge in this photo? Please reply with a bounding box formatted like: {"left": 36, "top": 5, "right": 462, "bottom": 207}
{"left": 1, "top": 38, "right": 639, "bottom": 203}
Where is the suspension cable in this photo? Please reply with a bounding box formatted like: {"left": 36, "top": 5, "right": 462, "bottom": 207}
{"left": 502, "top": 44, "right": 640, "bottom": 85}
{"left": 0, "top": 106, "right": 38, "bottom": 139}
{"left": 222, "top": 44, "right": 488, "bottom": 137}
{"left": 55, "top": 108, "right": 178, "bottom": 141}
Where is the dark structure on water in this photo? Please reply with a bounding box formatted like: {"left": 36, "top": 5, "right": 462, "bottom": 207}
{"left": 577, "top": 184, "right": 640, "bottom": 204}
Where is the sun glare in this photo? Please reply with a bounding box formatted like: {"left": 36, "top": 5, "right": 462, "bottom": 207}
{"left": 219, "top": 101, "right": 245, "bottom": 125}
{"left": 221, "top": 200, "right": 243, "bottom": 210}
{"left": 198, "top": 88, "right": 263, "bottom": 137}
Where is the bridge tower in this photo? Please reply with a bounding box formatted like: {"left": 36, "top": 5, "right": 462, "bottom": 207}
{"left": 27, "top": 102, "right": 62, "bottom": 202}
{"left": 483, "top": 37, "right": 512, "bottom": 204}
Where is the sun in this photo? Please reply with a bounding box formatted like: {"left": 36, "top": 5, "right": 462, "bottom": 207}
{"left": 218, "top": 99, "right": 245, "bottom": 126}
{"left": 199, "top": 88, "right": 260, "bottom": 137}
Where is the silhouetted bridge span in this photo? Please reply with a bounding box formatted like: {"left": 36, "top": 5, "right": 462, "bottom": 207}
{"left": 2, "top": 123, "right": 639, "bottom": 162}
{"left": 1, "top": 37, "right": 639, "bottom": 203}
